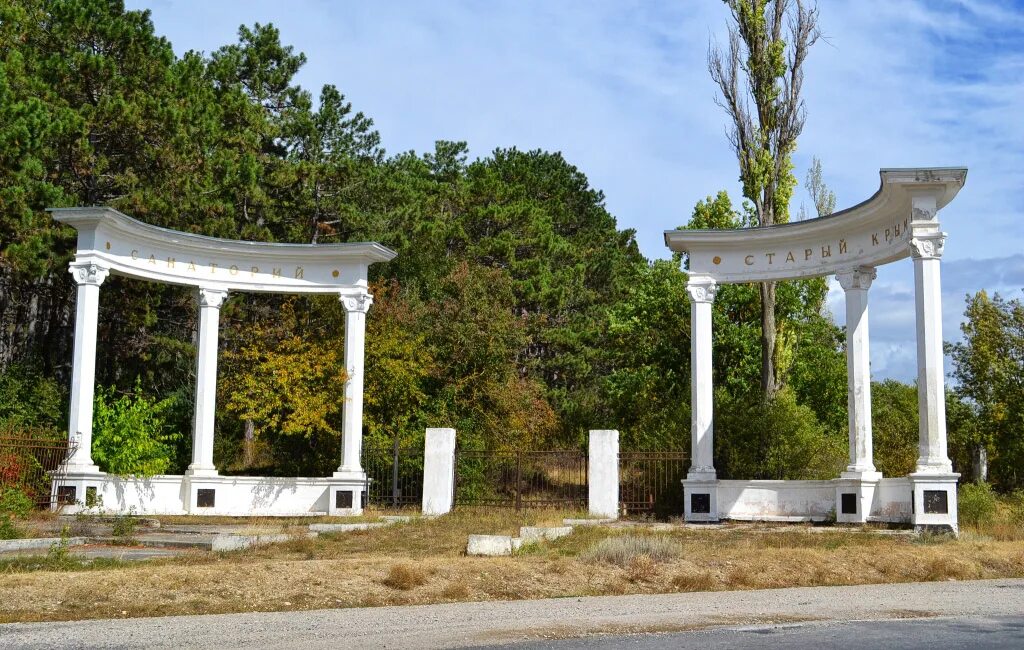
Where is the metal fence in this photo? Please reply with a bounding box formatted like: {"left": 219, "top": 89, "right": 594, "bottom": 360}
{"left": 362, "top": 439, "right": 425, "bottom": 509}
{"left": 455, "top": 449, "right": 588, "bottom": 510}
{"left": 618, "top": 451, "right": 688, "bottom": 519}
{"left": 0, "top": 431, "right": 75, "bottom": 508}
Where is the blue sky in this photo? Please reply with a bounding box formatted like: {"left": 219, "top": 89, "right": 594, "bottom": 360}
{"left": 128, "top": 0, "right": 1024, "bottom": 382}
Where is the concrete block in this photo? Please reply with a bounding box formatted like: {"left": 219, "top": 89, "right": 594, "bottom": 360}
{"left": 588, "top": 429, "right": 619, "bottom": 519}
{"left": 210, "top": 533, "right": 292, "bottom": 552}
{"left": 466, "top": 534, "right": 517, "bottom": 556}
{"left": 0, "top": 537, "right": 90, "bottom": 554}
{"left": 308, "top": 522, "right": 387, "bottom": 533}
{"left": 422, "top": 428, "right": 456, "bottom": 516}
{"left": 519, "top": 526, "right": 573, "bottom": 542}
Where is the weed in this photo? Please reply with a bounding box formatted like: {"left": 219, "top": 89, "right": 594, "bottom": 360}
{"left": 440, "top": 581, "right": 470, "bottom": 599}
{"left": 670, "top": 570, "right": 715, "bottom": 592}
{"left": 381, "top": 563, "right": 428, "bottom": 590}
{"left": 111, "top": 511, "right": 138, "bottom": 546}
{"left": 580, "top": 534, "right": 680, "bottom": 567}
{"left": 46, "top": 526, "right": 75, "bottom": 570}
{"left": 625, "top": 555, "right": 658, "bottom": 583}
{"left": 959, "top": 483, "right": 997, "bottom": 528}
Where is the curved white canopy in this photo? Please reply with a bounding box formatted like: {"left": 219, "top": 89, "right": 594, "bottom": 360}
{"left": 50, "top": 207, "right": 397, "bottom": 293}
{"left": 664, "top": 167, "right": 967, "bottom": 283}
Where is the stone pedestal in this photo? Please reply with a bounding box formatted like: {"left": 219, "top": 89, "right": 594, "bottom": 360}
{"left": 835, "top": 471, "right": 882, "bottom": 524}
{"left": 682, "top": 477, "right": 718, "bottom": 523}
{"left": 588, "top": 429, "right": 619, "bottom": 519}
{"left": 422, "top": 427, "right": 456, "bottom": 516}
{"left": 328, "top": 470, "right": 367, "bottom": 516}
{"left": 909, "top": 473, "right": 960, "bottom": 534}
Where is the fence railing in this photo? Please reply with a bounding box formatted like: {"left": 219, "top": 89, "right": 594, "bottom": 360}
{"left": 0, "top": 432, "right": 75, "bottom": 509}
{"left": 455, "top": 449, "right": 588, "bottom": 510}
{"left": 619, "top": 450, "right": 688, "bottom": 519}
{"left": 362, "top": 439, "right": 425, "bottom": 509}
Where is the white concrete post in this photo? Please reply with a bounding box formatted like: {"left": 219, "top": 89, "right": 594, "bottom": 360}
{"left": 588, "top": 429, "right": 619, "bottom": 519}
{"left": 686, "top": 277, "right": 717, "bottom": 479}
{"left": 187, "top": 287, "right": 227, "bottom": 477}
{"left": 836, "top": 266, "right": 879, "bottom": 477}
{"left": 338, "top": 292, "right": 372, "bottom": 474}
{"left": 909, "top": 200, "right": 952, "bottom": 475}
{"left": 66, "top": 262, "right": 109, "bottom": 472}
{"left": 422, "top": 428, "right": 456, "bottom": 516}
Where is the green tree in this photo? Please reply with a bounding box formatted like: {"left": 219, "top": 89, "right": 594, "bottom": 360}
{"left": 92, "top": 382, "right": 179, "bottom": 476}
{"left": 949, "top": 291, "right": 1024, "bottom": 490}
{"left": 708, "top": 0, "right": 821, "bottom": 397}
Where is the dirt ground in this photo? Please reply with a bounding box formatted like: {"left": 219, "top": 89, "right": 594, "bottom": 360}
{"left": 1, "top": 509, "right": 1022, "bottom": 624}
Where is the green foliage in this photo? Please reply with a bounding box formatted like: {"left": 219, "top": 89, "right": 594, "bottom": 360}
{"left": 0, "top": 364, "right": 63, "bottom": 430}
{"left": 0, "top": 487, "right": 33, "bottom": 539}
{"left": 870, "top": 380, "right": 919, "bottom": 477}
{"left": 715, "top": 388, "right": 845, "bottom": 480}
{"left": 948, "top": 291, "right": 1024, "bottom": 490}
{"left": 92, "top": 383, "right": 179, "bottom": 476}
{"left": 958, "top": 482, "right": 998, "bottom": 529}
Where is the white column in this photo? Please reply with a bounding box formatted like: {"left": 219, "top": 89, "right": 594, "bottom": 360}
{"left": 66, "top": 262, "right": 109, "bottom": 472}
{"left": 187, "top": 287, "right": 227, "bottom": 477}
{"left": 422, "top": 427, "right": 456, "bottom": 516}
{"left": 909, "top": 202, "right": 952, "bottom": 474}
{"left": 337, "top": 292, "right": 372, "bottom": 474}
{"left": 686, "top": 278, "right": 717, "bottom": 479}
{"left": 588, "top": 429, "right": 619, "bottom": 519}
{"left": 836, "top": 266, "right": 879, "bottom": 477}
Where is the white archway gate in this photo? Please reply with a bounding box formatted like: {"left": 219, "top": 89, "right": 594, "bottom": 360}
{"left": 664, "top": 168, "right": 967, "bottom": 532}
{"left": 51, "top": 207, "right": 396, "bottom": 516}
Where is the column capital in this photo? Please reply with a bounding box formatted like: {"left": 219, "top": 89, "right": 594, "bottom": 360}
{"left": 685, "top": 278, "right": 717, "bottom": 304}
{"left": 69, "top": 262, "right": 110, "bottom": 287}
{"left": 909, "top": 232, "right": 947, "bottom": 261}
{"left": 198, "top": 287, "right": 228, "bottom": 308}
{"left": 836, "top": 266, "right": 877, "bottom": 291}
{"left": 340, "top": 292, "right": 373, "bottom": 314}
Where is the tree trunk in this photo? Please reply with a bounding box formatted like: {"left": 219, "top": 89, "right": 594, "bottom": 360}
{"left": 760, "top": 280, "right": 778, "bottom": 399}
{"left": 243, "top": 419, "right": 255, "bottom": 468}
{"left": 973, "top": 444, "right": 988, "bottom": 483}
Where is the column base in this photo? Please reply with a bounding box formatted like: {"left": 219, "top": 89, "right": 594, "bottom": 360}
{"left": 329, "top": 470, "right": 368, "bottom": 516}
{"left": 682, "top": 474, "right": 718, "bottom": 523}
{"left": 835, "top": 471, "right": 882, "bottom": 524}
{"left": 909, "top": 472, "right": 959, "bottom": 535}
{"left": 185, "top": 466, "right": 219, "bottom": 478}
{"left": 52, "top": 469, "right": 107, "bottom": 511}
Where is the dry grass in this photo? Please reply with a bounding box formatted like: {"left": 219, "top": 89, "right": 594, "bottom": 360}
{"left": 0, "top": 511, "right": 1022, "bottom": 624}
{"left": 581, "top": 534, "right": 681, "bottom": 567}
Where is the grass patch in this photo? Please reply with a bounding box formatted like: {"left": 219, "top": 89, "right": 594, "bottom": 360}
{"left": 580, "top": 534, "right": 681, "bottom": 567}
{"left": 381, "top": 563, "right": 428, "bottom": 590}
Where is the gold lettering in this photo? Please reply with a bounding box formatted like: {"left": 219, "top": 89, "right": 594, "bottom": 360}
{"left": 786, "top": 251, "right": 796, "bottom": 263}
{"left": 209, "top": 263, "right": 218, "bottom": 273}
{"left": 821, "top": 245, "right": 831, "bottom": 258}
{"left": 229, "top": 265, "right": 239, "bottom": 276}
{"left": 885, "top": 228, "right": 891, "bottom": 242}
{"left": 148, "top": 254, "right": 157, "bottom": 265}
{"left": 904, "top": 218, "right": 909, "bottom": 232}
{"left": 871, "top": 234, "right": 879, "bottom": 246}
{"left": 131, "top": 250, "right": 139, "bottom": 260}
{"left": 250, "top": 266, "right": 259, "bottom": 277}
{"left": 188, "top": 261, "right": 196, "bottom": 272}
{"left": 744, "top": 255, "right": 755, "bottom": 266}
{"left": 804, "top": 248, "right": 813, "bottom": 261}
{"left": 272, "top": 268, "right": 282, "bottom": 278}
{"left": 894, "top": 222, "right": 901, "bottom": 237}
{"left": 294, "top": 267, "right": 304, "bottom": 279}
{"left": 765, "top": 252, "right": 776, "bottom": 264}
{"left": 839, "top": 239, "right": 847, "bottom": 255}
{"left": 167, "top": 257, "right": 175, "bottom": 268}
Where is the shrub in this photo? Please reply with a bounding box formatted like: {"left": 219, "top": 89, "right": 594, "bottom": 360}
{"left": 0, "top": 487, "right": 33, "bottom": 540}
{"left": 92, "top": 382, "right": 180, "bottom": 476}
{"left": 381, "top": 563, "right": 428, "bottom": 590}
{"left": 580, "top": 534, "right": 680, "bottom": 567}
{"left": 959, "top": 482, "right": 998, "bottom": 528}
{"left": 716, "top": 388, "right": 846, "bottom": 480}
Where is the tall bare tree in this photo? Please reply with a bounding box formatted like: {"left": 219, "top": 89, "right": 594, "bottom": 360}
{"left": 709, "top": 0, "right": 821, "bottom": 398}
{"left": 805, "top": 156, "right": 836, "bottom": 218}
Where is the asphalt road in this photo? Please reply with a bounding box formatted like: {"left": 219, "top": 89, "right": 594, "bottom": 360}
{"left": 485, "top": 616, "right": 1024, "bottom": 649}
{"left": 2, "top": 579, "right": 1023, "bottom": 649}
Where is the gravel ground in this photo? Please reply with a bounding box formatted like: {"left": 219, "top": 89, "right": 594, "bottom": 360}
{"left": 2, "top": 578, "right": 1023, "bottom": 649}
